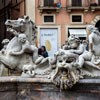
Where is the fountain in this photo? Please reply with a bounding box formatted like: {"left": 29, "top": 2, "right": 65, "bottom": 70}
{"left": 0, "top": 16, "right": 100, "bottom": 100}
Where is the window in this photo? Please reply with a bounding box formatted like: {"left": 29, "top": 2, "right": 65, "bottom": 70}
{"left": 44, "top": 0, "right": 54, "bottom": 7}
{"left": 44, "top": 16, "right": 53, "bottom": 22}
{"left": 43, "top": 14, "right": 55, "bottom": 24}
{"left": 72, "top": 15, "right": 82, "bottom": 22}
{"left": 72, "top": 0, "right": 82, "bottom": 6}
{"left": 70, "top": 14, "right": 83, "bottom": 24}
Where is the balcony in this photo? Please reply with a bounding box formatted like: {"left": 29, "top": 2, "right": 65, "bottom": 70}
{"left": 38, "top": 0, "right": 61, "bottom": 13}
{"left": 66, "top": 0, "right": 89, "bottom": 12}
{"left": 90, "top": 1, "right": 100, "bottom": 12}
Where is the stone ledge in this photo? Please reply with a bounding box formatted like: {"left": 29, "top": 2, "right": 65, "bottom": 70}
{"left": 0, "top": 76, "right": 100, "bottom": 84}
{"left": 0, "top": 76, "right": 52, "bottom": 83}
{"left": 79, "top": 78, "right": 100, "bottom": 84}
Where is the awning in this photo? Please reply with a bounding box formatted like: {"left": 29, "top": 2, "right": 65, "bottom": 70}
{"left": 69, "top": 29, "right": 87, "bottom": 37}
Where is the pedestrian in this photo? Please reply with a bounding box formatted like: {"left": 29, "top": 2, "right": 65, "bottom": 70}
{"left": 38, "top": 47, "right": 42, "bottom": 55}
{"left": 41, "top": 45, "right": 48, "bottom": 58}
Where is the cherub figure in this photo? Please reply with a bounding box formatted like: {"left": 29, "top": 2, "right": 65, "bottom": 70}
{"left": 21, "top": 64, "right": 35, "bottom": 78}
{"left": 78, "top": 25, "right": 100, "bottom": 68}
{"left": 9, "top": 34, "right": 38, "bottom": 62}
{"left": 1, "top": 39, "right": 9, "bottom": 55}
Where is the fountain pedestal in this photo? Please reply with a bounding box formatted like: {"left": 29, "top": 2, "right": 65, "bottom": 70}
{"left": 0, "top": 76, "right": 100, "bottom": 100}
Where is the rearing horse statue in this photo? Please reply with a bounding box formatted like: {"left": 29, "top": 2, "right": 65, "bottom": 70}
{"left": 0, "top": 16, "right": 38, "bottom": 76}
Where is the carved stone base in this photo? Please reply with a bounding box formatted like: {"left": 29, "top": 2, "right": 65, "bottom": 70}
{"left": 0, "top": 77, "right": 100, "bottom": 100}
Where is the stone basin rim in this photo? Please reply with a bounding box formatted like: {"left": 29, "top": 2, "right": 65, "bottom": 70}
{"left": 0, "top": 76, "right": 100, "bottom": 84}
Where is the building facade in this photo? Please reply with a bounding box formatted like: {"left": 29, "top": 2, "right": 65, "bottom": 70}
{"left": 26, "top": 0, "right": 35, "bottom": 22}
{"left": 0, "top": 0, "right": 25, "bottom": 49}
{"left": 35, "top": 0, "right": 100, "bottom": 56}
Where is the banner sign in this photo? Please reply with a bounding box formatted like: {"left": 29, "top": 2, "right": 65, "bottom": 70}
{"left": 40, "top": 28, "right": 58, "bottom": 56}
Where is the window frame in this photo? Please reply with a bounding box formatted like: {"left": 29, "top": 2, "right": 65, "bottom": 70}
{"left": 70, "top": 14, "right": 84, "bottom": 24}
{"left": 72, "top": 0, "right": 82, "bottom": 6}
{"left": 69, "top": 0, "right": 84, "bottom": 7}
{"left": 44, "top": 0, "right": 54, "bottom": 7}
{"left": 42, "top": 14, "right": 56, "bottom": 24}
{"left": 40, "top": 0, "right": 58, "bottom": 7}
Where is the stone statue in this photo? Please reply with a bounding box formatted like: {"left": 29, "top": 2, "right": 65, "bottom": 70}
{"left": 51, "top": 51, "right": 80, "bottom": 90}
{"left": 21, "top": 64, "right": 35, "bottom": 78}
{"left": 9, "top": 33, "right": 38, "bottom": 63}
{"left": 1, "top": 39, "right": 9, "bottom": 55}
{"left": 0, "top": 16, "right": 38, "bottom": 76}
{"left": 0, "top": 16, "right": 100, "bottom": 90}
{"left": 78, "top": 25, "right": 100, "bottom": 68}
{"left": 50, "top": 26, "right": 100, "bottom": 90}
{"left": 0, "top": 16, "right": 51, "bottom": 77}
{"left": 5, "top": 16, "right": 37, "bottom": 45}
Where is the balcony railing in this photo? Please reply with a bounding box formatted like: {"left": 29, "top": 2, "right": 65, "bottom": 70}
{"left": 66, "top": 0, "right": 100, "bottom": 12}
{"left": 38, "top": 0, "right": 61, "bottom": 13}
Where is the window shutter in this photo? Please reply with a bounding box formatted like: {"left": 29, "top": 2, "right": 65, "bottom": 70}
{"left": 44, "top": 0, "right": 54, "bottom": 6}
{"left": 72, "top": 0, "right": 82, "bottom": 6}
{"left": 49, "top": 0, "right": 54, "bottom": 6}
{"left": 44, "top": 0, "right": 49, "bottom": 6}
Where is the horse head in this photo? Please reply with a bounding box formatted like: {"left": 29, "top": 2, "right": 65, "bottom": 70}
{"left": 5, "top": 15, "right": 37, "bottom": 45}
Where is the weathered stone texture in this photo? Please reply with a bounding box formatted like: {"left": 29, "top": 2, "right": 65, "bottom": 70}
{"left": 0, "top": 77, "right": 100, "bottom": 100}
